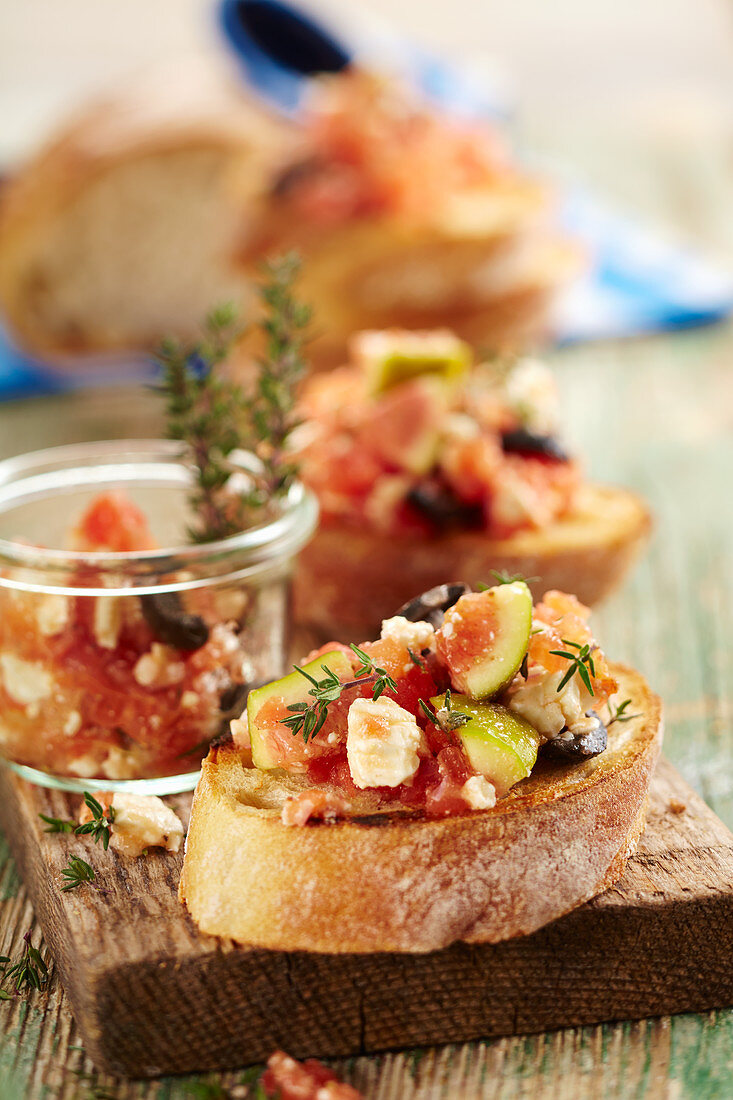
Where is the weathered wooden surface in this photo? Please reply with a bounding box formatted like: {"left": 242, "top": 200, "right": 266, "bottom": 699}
{"left": 0, "top": 757, "right": 730, "bottom": 1081}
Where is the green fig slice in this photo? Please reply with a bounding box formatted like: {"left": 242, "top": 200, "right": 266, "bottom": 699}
{"left": 355, "top": 330, "right": 472, "bottom": 396}
{"left": 431, "top": 693, "right": 540, "bottom": 796}
{"left": 247, "top": 650, "right": 354, "bottom": 769}
{"left": 435, "top": 582, "right": 533, "bottom": 701}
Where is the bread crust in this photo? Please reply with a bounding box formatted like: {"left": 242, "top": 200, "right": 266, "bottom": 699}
{"left": 293, "top": 483, "right": 652, "bottom": 638}
{"left": 179, "top": 663, "right": 663, "bottom": 954}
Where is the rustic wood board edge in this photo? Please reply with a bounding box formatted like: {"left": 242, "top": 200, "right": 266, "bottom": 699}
{"left": 0, "top": 758, "right": 732, "bottom": 1078}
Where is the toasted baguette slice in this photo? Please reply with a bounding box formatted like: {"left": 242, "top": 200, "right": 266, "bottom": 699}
{"left": 0, "top": 64, "right": 293, "bottom": 359}
{"left": 293, "top": 483, "right": 652, "bottom": 638}
{"left": 240, "top": 191, "right": 581, "bottom": 370}
{"left": 180, "top": 664, "right": 662, "bottom": 954}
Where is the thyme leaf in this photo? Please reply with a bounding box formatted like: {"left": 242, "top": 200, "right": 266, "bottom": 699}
{"left": 485, "top": 570, "right": 539, "bottom": 586}
{"left": 607, "top": 697, "right": 640, "bottom": 726}
{"left": 60, "top": 855, "right": 97, "bottom": 892}
{"left": 155, "top": 254, "right": 310, "bottom": 543}
{"left": 1, "top": 931, "right": 48, "bottom": 993}
{"left": 39, "top": 813, "right": 74, "bottom": 834}
{"left": 549, "top": 638, "right": 597, "bottom": 696}
{"left": 283, "top": 646, "right": 398, "bottom": 742}
{"left": 74, "top": 793, "right": 115, "bottom": 852}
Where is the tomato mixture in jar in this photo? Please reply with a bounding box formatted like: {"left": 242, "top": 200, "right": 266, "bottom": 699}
{"left": 0, "top": 492, "right": 249, "bottom": 782}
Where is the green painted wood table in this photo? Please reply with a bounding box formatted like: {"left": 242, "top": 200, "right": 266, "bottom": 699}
{"left": 0, "top": 135, "right": 732, "bottom": 1095}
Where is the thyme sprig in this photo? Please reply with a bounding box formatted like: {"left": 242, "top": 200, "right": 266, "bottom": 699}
{"left": 349, "top": 644, "right": 399, "bottom": 701}
{"left": 247, "top": 253, "right": 312, "bottom": 503}
{"left": 419, "top": 688, "right": 471, "bottom": 734}
{"left": 607, "top": 698, "right": 640, "bottom": 726}
{"left": 0, "top": 931, "right": 48, "bottom": 994}
{"left": 282, "top": 646, "right": 398, "bottom": 743}
{"left": 38, "top": 792, "right": 115, "bottom": 851}
{"left": 483, "top": 570, "right": 539, "bottom": 587}
{"left": 156, "top": 254, "right": 311, "bottom": 543}
{"left": 38, "top": 813, "right": 74, "bottom": 834}
{"left": 406, "top": 647, "right": 425, "bottom": 669}
{"left": 60, "top": 855, "right": 97, "bottom": 892}
{"left": 549, "top": 638, "right": 597, "bottom": 696}
{"left": 74, "top": 793, "right": 116, "bottom": 852}
{"left": 156, "top": 302, "right": 244, "bottom": 543}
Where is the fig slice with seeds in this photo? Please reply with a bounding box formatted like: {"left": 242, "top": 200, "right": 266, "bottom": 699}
{"left": 435, "top": 582, "right": 532, "bottom": 700}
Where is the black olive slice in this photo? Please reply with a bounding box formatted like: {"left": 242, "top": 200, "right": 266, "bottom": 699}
{"left": 219, "top": 681, "right": 249, "bottom": 715}
{"left": 501, "top": 428, "right": 568, "bottom": 462}
{"left": 396, "top": 583, "right": 472, "bottom": 629}
{"left": 405, "top": 480, "right": 484, "bottom": 532}
{"left": 544, "top": 711, "right": 608, "bottom": 759}
{"left": 140, "top": 592, "right": 210, "bottom": 651}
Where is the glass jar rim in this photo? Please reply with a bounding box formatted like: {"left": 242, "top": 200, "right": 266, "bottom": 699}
{"left": 0, "top": 439, "right": 318, "bottom": 590}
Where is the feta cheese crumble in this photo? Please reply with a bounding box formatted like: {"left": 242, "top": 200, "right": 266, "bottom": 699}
{"left": 461, "top": 775, "right": 497, "bottom": 810}
{"left": 93, "top": 596, "right": 123, "bottom": 650}
{"left": 380, "top": 615, "right": 435, "bottom": 652}
{"left": 507, "top": 668, "right": 595, "bottom": 739}
{"left": 0, "top": 653, "right": 54, "bottom": 714}
{"left": 87, "top": 792, "right": 184, "bottom": 858}
{"left": 347, "top": 696, "right": 426, "bottom": 789}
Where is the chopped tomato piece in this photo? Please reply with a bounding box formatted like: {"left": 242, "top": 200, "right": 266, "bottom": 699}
{"left": 262, "top": 1050, "right": 363, "bottom": 1099}
{"left": 73, "top": 491, "right": 156, "bottom": 552}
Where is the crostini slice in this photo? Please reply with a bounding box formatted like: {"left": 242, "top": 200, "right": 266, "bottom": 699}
{"left": 180, "top": 586, "right": 663, "bottom": 953}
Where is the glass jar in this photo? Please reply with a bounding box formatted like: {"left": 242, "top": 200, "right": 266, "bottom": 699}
{"left": 0, "top": 440, "right": 317, "bottom": 794}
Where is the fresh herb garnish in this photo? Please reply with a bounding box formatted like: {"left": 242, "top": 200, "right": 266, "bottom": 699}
{"left": 156, "top": 302, "right": 244, "bottom": 542}
{"left": 38, "top": 792, "right": 115, "bottom": 850}
{"left": 607, "top": 698, "right": 639, "bottom": 726}
{"left": 349, "top": 644, "right": 399, "bottom": 701}
{"left": 282, "top": 663, "right": 344, "bottom": 742}
{"left": 487, "top": 570, "right": 539, "bottom": 586}
{"left": 282, "top": 646, "right": 398, "bottom": 742}
{"left": 156, "top": 254, "right": 311, "bottom": 543}
{"left": 477, "top": 570, "right": 538, "bottom": 591}
{"left": 419, "top": 689, "right": 471, "bottom": 734}
{"left": 1, "top": 931, "right": 48, "bottom": 993}
{"left": 406, "top": 647, "right": 425, "bottom": 669}
{"left": 247, "top": 253, "right": 312, "bottom": 503}
{"left": 60, "top": 855, "right": 97, "bottom": 892}
{"left": 39, "top": 813, "right": 74, "bottom": 834}
{"left": 549, "top": 638, "right": 597, "bottom": 696}
{"left": 74, "top": 793, "right": 115, "bottom": 852}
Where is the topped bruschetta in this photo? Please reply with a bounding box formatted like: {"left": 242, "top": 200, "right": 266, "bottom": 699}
{"left": 292, "top": 329, "right": 651, "bottom": 635}
{"left": 180, "top": 581, "right": 662, "bottom": 953}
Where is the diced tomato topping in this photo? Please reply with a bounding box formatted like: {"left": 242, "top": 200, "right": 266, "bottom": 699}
{"left": 262, "top": 1051, "right": 363, "bottom": 1099}
{"left": 529, "top": 590, "right": 618, "bottom": 703}
{"left": 281, "top": 788, "right": 352, "bottom": 827}
{"left": 73, "top": 491, "right": 156, "bottom": 552}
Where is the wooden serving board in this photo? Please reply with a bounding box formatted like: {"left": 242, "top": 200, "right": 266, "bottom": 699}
{"left": 0, "top": 757, "right": 731, "bottom": 1080}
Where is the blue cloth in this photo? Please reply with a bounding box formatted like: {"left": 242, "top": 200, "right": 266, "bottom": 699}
{"left": 2, "top": 0, "right": 731, "bottom": 398}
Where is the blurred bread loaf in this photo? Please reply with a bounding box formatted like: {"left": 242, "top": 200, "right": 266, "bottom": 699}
{"left": 0, "top": 66, "right": 578, "bottom": 364}
{"left": 0, "top": 64, "right": 294, "bottom": 358}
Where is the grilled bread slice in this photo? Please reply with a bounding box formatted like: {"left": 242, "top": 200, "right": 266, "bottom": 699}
{"left": 180, "top": 663, "right": 662, "bottom": 954}
{"left": 294, "top": 483, "right": 652, "bottom": 638}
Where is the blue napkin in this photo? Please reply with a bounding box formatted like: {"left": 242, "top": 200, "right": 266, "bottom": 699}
{"left": 2, "top": 0, "right": 731, "bottom": 399}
